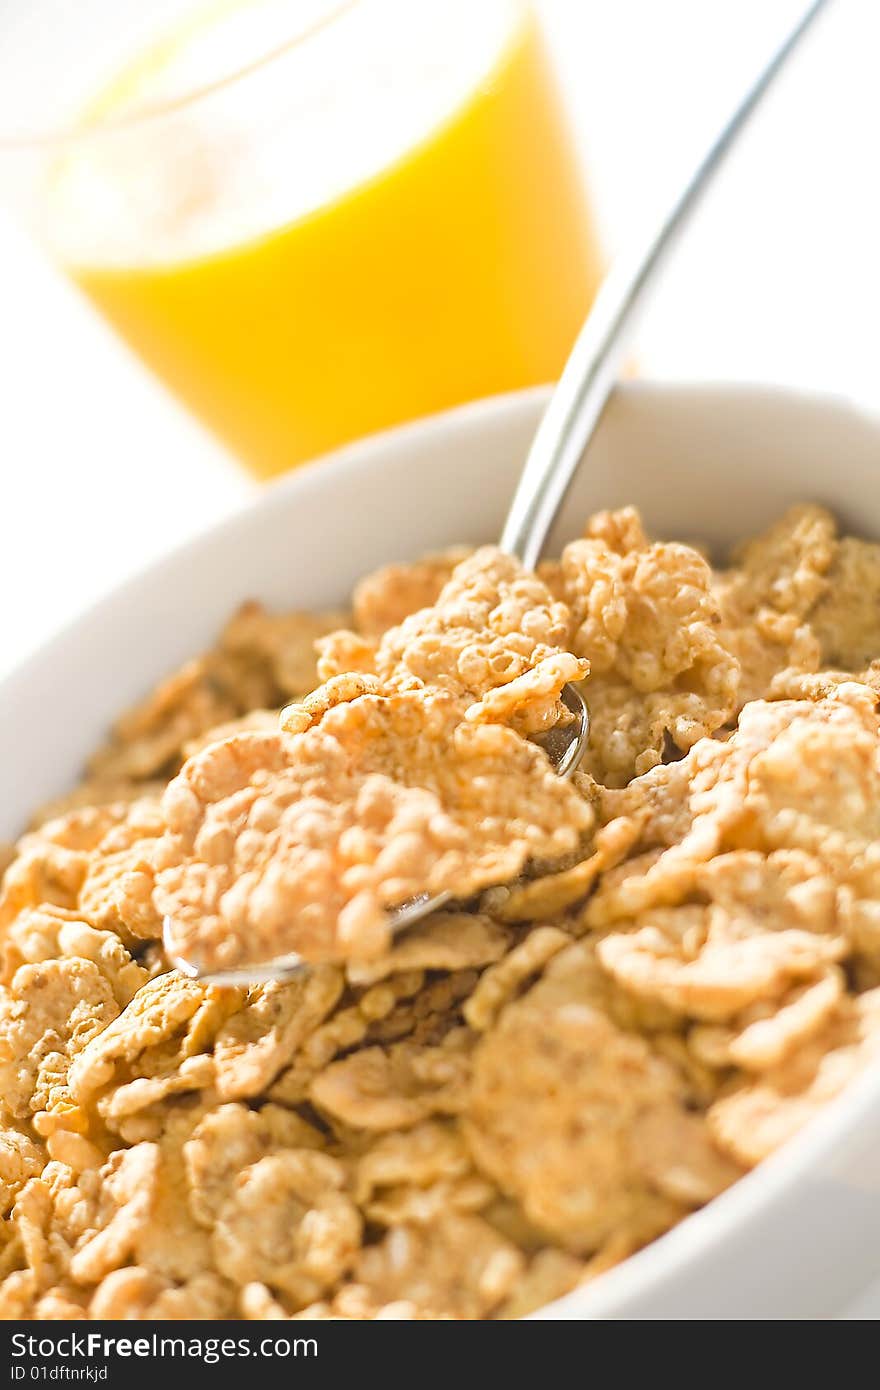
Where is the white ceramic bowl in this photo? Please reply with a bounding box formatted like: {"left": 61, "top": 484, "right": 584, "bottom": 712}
{"left": 4, "top": 381, "right": 880, "bottom": 1319}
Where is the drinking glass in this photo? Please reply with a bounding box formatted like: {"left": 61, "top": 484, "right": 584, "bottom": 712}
{"left": 0, "top": 0, "right": 603, "bottom": 478}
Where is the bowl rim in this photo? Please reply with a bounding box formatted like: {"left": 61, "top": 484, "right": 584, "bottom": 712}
{"left": 2, "top": 375, "right": 876, "bottom": 712}
{"left": 5, "top": 376, "right": 880, "bottom": 1319}
{"left": 0, "top": 380, "right": 549, "bottom": 710}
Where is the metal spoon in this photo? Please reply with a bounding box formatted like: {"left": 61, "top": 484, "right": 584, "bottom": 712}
{"left": 165, "top": 0, "right": 829, "bottom": 985}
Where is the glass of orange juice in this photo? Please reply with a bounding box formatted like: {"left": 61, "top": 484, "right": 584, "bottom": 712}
{"left": 0, "top": 0, "right": 602, "bottom": 478}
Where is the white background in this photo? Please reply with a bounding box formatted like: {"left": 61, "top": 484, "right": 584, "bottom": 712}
{"left": 0, "top": 0, "right": 879, "bottom": 1319}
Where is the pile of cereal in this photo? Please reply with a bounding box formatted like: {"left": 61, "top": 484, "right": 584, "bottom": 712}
{"left": 1, "top": 503, "right": 879, "bottom": 1320}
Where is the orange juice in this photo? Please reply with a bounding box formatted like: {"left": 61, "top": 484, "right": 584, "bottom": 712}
{"left": 51, "top": 0, "right": 601, "bottom": 477}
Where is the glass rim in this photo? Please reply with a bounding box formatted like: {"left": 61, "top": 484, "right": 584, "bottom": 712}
{"left": 0, "top": 0, "right": 360, "bottom": 152}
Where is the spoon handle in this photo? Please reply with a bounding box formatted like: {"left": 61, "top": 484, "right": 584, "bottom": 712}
{"left": 500, "top": 0, "right": 831, "bottom": 570}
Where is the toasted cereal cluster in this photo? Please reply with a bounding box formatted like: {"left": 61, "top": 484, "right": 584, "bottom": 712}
{"left": 155, "top": 692, "right": 592, "bottom": 973}
{"left": 1, "top": 504, "right": 880, "bottom": 1321}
